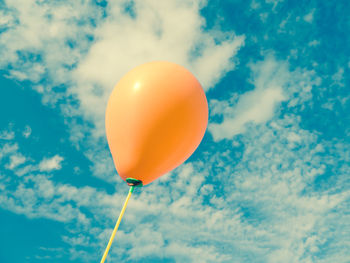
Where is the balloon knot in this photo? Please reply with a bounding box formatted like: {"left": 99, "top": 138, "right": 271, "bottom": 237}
{"left": 126, "top": 178, "right": 143, "bottom": 187}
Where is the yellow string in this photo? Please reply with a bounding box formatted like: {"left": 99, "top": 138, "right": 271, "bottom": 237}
{"left": 100, "top": 187, "right": 134, "bottom": 263}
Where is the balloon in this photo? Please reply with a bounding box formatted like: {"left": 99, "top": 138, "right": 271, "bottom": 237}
{"left": 105, "top": 61, "right": 208, "bottom": 185}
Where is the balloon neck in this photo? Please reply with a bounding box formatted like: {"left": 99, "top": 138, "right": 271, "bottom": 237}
{"left": 126, "top": 178, "right": 143, "bottom": 188}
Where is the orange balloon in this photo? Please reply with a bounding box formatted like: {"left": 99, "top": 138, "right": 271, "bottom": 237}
{"left": 105, "top": 61, "right": 208, "bottom": 185}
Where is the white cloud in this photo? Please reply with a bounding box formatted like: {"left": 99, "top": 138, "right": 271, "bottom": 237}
{"left": 208, "top": 55, "right": 321, "bottom": 141}
{"left": 209, "top": 56, "right": 289, "bottom": 141}
{"left": 331, "top": 67, "right": 345, "bottom": 87}
{"left": 0, "top": 129, "right": 15, "bottom": 140}
{"left": 0, "top": 0, "right": 99, "bottom": 88}
{"left": 308, "top": 40, "right": 320, "bottom": 47}
{"left": 216, "top": 114, "right": 349, "bottom": 263}
{"left": 0, "top": 142, "right": 18, "bottom": 160}
{"left": 0, "top": 132, "right": 63, "bottom": 175}
{"left": 0, "top": 174, "right": 90, "bottom": 223}
{"left": 303, "top": 9, "right": 315, "bottom": 23}
{"left": 0, "top": 8, "right": 14, "bottom": 27}
{"left": 6, "top": 154, "right": 26, "bottom": 170}
{"left": 38, "top": 155, "right": 64, "bottom": 172}
{"left": 22, "top": 125, "right": 32, "bottom": 138}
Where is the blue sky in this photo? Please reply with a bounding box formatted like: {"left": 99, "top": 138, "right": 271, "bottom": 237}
{"left": 0, "top": 0, "right": 349, "bottom": 262}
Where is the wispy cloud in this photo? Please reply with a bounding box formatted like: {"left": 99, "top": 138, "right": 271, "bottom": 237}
{"left": 22, "top": 125, "right": 32, "bottom": 138}
{"left": 303, "top": 8, "right": 315, "bottom": 23}
{"left": 0, "top": 142, "right": 18, "bottom": 160}
{"left": 209, "top": 56, "right": 289, "bottom": 141}
{"left": 38, "top": 155, "right": 64, "bottom": 172}
{"left": 5, "top": 153, "right": 26, "bottom": 170}
{"left": 0, "top": 129, "right": 15, "bottom": 140}
{"left": 208, "top": 54, "right": 322, "bottom": 141}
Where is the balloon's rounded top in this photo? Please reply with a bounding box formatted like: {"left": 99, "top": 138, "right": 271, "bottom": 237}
{"left": 105, "top": 61, "right": 208, "bottom": 186}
